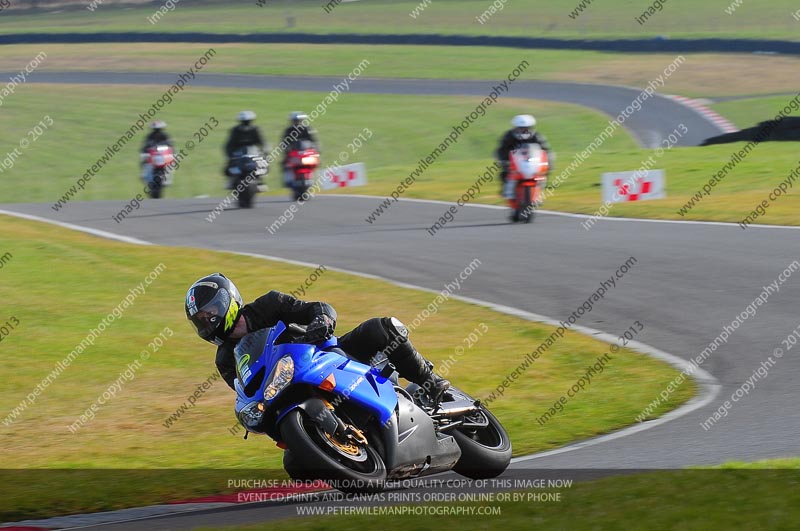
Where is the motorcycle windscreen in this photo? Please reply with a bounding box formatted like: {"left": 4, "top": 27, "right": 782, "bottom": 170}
{"left": 234, "top": 328, "right": 272, "bottom": 397}
{"left": 510, "top": 143, "right": 548, "bottom": 180}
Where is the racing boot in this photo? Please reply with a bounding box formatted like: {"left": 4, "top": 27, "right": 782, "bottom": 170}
{"left": 392, "top": 345, "right": 450, "bottom": 406}
{"left": 382, "top": 317, "right": 450, "bottom": 405}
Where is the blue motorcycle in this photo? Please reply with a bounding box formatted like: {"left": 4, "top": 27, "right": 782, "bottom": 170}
{"left": 233, "top": 321, "right": 511, "bottom": 490}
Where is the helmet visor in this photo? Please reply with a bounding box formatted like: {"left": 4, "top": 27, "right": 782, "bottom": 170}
{"left": 188, "top": 290, "right": 232, "bottom": 339}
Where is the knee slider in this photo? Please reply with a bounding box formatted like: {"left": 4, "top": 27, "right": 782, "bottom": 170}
{"left": 383, "top": 317, "right": 409, "bottom": 345}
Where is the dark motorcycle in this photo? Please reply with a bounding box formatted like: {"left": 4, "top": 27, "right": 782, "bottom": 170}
{"left": 227, "top": 146, "right": 268, "bottom": 208}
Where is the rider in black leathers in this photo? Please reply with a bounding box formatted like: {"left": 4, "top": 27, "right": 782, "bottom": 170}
{"left": 224, "top": 110, "right": 267, "bottom": 180}
{"left": 185, "top": 273, "right": 450, "bottom": 404}
{"left": 280, "top": 112, "right": 318, "bottom": 151}
{"left": 496, "top": 114, "right": 551, "bottom": 197}
{"left": 142, "top": 120, "right": 173, "bottom": 151}
{"left": 280, "top": 111, "right": 319, "bottom": 185}
{"left": 140, "top": 121, "right": 173, "bottom": 170}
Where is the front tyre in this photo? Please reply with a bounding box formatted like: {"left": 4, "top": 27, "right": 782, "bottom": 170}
{"left": 283, "top": 449, "right": 313, "bottom": 480}
{"left": 279, "top": 406, "right": 386, "bottom": 492}
{"left": 518, "top": 186, "right": 533, "bottom": 223}
{"left": 452, "top": 407, "right": 512, "bottom": 479}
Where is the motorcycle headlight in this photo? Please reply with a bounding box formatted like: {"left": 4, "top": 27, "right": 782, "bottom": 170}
{"left": 264, "top": 356, "right": 294, "bottom": 401}
{"left": 300, "top": 155, "right": 319, "bottom": 165}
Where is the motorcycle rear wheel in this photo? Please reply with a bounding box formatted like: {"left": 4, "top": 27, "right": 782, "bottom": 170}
{"left": 517, "top": 186, "right": 533, "bottom": 223}
{"left": 148, "top": 176, "right": 163, "bottom": 199}
{"left": 451, "top": 407, "right": 512, "bottom": 479}
{"left": 293, "top": 184, "right": 310, "bottom": 202}
{"left": 279, "top": 404, "right": 387, "bottom": 492}
{"left": 238, "top": 179, "right": 257, "bottom": 208}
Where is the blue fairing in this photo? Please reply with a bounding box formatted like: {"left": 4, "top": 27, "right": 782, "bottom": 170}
{"left": 234, "top": 321, "right": 397, "bottom": 430}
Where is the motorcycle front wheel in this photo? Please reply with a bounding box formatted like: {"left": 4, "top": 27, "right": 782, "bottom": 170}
{"left": 517, "top": 186, "right": 533, "bottom": 223}
{"left": 279, "top": 403, "right": 387, "bottom": 492}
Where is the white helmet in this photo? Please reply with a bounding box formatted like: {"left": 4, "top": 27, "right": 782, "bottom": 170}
{"left": 511, "top": 114, "right": 536, "bottom": 140}
{"left": 238, "top": 110, "right": 257, "bottom": 122}
{"left": 289, "top": 111, "right": 309, "bottom": 123}
{"left": 150, "top": 120, "right": 167, "bottom": 130}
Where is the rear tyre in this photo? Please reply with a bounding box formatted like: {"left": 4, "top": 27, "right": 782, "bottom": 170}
{"left": 452, "top": 407, "right": 512, "bottom": 479}
{"left": 279, "top": 405, "right": 387, "bottom": 492}
{"left": 294, "top": 185, "right": 309, "bottom": 202}
{"left": 238, "top": 179, "right": 257, "bottom": 208}
{"left": 148, "top": 176, "right": 163, "bottom": 199}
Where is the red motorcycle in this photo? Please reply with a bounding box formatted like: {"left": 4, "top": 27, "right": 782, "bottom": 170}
{"left": 140, "top": 144, "right": 175, "bottom": 199}
{"left": 507, "top": 143, "right": 549, "bottom": 223}
{"left": 285, "top": 141, "right": 320, "bottom": 201}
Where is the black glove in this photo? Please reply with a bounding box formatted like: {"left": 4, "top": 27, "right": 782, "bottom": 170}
{"left": 304, "top": 314, "right": 335, "bottom": 342}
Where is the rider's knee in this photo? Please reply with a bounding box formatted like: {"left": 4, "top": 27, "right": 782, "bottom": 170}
{"left": 383, "top": 317, "right": 409, "bottom": 344}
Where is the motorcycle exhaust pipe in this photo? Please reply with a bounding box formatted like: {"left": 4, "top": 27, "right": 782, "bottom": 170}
{"left": 433, "top": 403, "right": 479, "bottom": 417}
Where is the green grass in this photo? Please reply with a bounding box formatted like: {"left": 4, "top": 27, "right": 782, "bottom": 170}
{"left": 711, "top": 94, "right": 800, "bottom": 128}
{"left": 3, "top": 0, "right": 800, "bottom": 40}
{"left": 712, "top": 457, "right": 800, "bottom": 468}
{"left": 0, "top": 43, "right": 580, "bottom": 79}
{"left": 214, "top": 459, "right": 800, "bottom": 531}
{"left": 3, "top": 84, "right": 800, "bottom": 226}
{"left": 4, "top": 43, "right": 797, "bottom": 98}
{"left": 0, "top": 84, "right": 638, "bottom": 204}
{"left": 0, "top": 215, "right": 693, "bottom": 520}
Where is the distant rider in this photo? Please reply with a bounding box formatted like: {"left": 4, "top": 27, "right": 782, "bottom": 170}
{"left": 224, "top": 110, "right": 267, "bottom": 186}
{"left": 496, "top": 114, "right": 551, "bottom": 198}
{"left": 280, "top": 111, "right": 319, "bottom": 186}
{"left": 184, "top": 273, "right": 450, "bottom": 405}
{"left": 140, "top": 120, "right": 173, "bottom": 167}
{"left": 142, "top": 120, "right": 173, "bottom": 149}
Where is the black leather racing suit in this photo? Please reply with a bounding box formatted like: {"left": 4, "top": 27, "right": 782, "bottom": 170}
{"left": 142, "top": 130, "right": 173, "bottom": 151}
{"left": 225, "top": 124, "right": 265, "bottom": 158}
{"left": 280, "top": 124, "right": 319, "bottom": 168}
{"left": 224, "top": 123, "right": 266, "bottom": 177}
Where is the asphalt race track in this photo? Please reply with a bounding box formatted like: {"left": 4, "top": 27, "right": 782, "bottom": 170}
{"left": 3, "top": 194, "right": 800, "bottom": 528}
{"left": 2, "top": 74, "right": 797, "bottom": 529}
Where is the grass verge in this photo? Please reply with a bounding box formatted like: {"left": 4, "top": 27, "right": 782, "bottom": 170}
{"left": 0, "top": 84, "right": 637, "bottom": 205}
{"left": 3, "top": 84, "right": 800, "bottom": 226}
{"left": 711, "top": 94, "right": 800, "bottom": 128}
{"left": 0, "top": 214, "right": 692, "bottom": 519}
{"left": 2, "top": 43, "right": 796, "bottom": 97}
{"left": 2, "top": 0, "right": 799, "bottom": 40}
